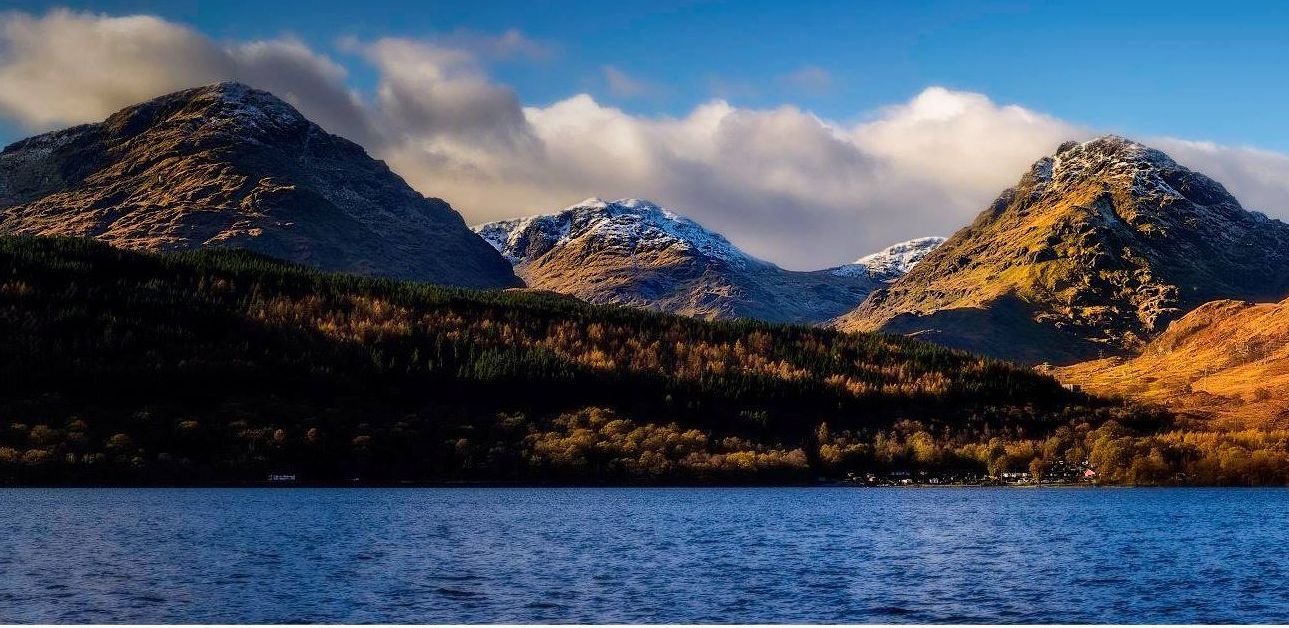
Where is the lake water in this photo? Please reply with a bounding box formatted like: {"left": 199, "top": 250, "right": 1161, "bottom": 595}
{"left": 1, "top": 487, "right": 1287, "bottom": 623}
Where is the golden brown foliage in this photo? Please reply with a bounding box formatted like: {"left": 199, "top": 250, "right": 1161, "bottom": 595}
{"left": 1056, "top": 297, "right": 1289, "bottom": 430}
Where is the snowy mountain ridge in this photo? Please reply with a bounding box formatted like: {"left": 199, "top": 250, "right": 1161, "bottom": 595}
{"left": 474, "top": 198, "right": 943, "bottom": 324}
{"left": 832, "top": 236, "right": 946, "bottom": 280}
{"left": 476, "top": 197, "right": 769, "bottom": 270}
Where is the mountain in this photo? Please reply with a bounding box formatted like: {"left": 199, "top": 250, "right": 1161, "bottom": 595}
{"left": 0, "top": 82, "right": 519, "bottom": 289}
{"left": 840, "top": 236, "right": 946, "bottom": 281}
{"left": 475, "top": 197, "right": 941, "bottom": 324}
{"left": 1053, "top": 296, "right": 1289, "bottom": 430}
{"left": 0, "top": 235, "right": 1164, "bottom": 485}
{"left": 837, "top": 136, "right": 1289, "bottom": 365}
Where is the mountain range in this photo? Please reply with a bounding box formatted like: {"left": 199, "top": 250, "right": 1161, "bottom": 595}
{"left": 475, "top": 197, "right": 942, "bottom": 324}
{"left": 0, "top": 82, "right": 519, "bottom": 289}
{"left": 5, "top": 83, "right": 1289, "bottom": 437}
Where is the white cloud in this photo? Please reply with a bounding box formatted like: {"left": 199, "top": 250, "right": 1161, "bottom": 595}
{"left": 0, "top": 9, "right": 370, "bottom": 143}
{"left": 4, "top": 10, "right": 1289, "bottom": 269}
{"left": 848, "top": 87, "right": 1082, "bottom": 212}
{"left": 486, "top": 88, "right": 1076, "bottom": 267}
{"left": 0, "top": 10, "right": 223, "bottom": 128}
{"left": 343, "top": 36, "right": 548, "bottom": 219}
{"left": 359, "top": 38, "right": 535, "bottom": 148}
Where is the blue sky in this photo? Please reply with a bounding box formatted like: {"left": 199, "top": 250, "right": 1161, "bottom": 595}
{"left": 5, "top": 0, "right": 1289, "bottom": 150}
{"left": 3, "top": 1, "right": 1289, "bottom": 268}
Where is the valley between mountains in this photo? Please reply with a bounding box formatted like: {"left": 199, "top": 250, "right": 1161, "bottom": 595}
{"left": 3, "top": 83, "right": 1289, "bottom": 485}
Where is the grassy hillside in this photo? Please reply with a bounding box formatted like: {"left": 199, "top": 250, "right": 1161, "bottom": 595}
{"left": 1055, "top": 298, "right": 1289, "bottom": 430}
{"left": 0, "top": 236, "right": 1181, "bottom": 485}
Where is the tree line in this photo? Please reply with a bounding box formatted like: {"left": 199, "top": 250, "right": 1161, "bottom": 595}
{"left": 1, "top": 236, "right": 1270, "bottom": 485}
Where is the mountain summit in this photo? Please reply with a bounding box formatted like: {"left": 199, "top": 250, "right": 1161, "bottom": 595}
{"left": 842, "top": 236, "right": 946, "bottom": 281}
{"left": 0, "top": 82, "right": 519, "bottom": 289}
{"left": 476, "top": 198, "right": 937, "bottom": 323}
{"left": 837, "top": 135, "right": 1289, "bottom": 365}
{"left": 478, "top": 197, "right": 764, "bottom": 270}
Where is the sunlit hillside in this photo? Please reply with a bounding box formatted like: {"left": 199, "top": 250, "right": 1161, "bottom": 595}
{"left": 1056, "top": 297, "right": 1289, "bottom": 430}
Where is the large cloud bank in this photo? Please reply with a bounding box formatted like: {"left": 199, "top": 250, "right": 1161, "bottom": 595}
{"left": 3, "top": 10, "right": 1288, "bottom": 269}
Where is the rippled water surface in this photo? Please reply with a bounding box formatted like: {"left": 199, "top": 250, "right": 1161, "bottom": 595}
{"left": 2, "top": 488, "right": 1288, "bottom": 623}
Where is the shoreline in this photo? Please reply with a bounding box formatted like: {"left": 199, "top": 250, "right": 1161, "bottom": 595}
{"left": 0, "top": 480, "right": 1263, "bottom": 489}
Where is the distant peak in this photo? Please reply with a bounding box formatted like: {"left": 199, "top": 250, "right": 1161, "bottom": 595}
{"left": 561, "top": 197, "right": 689, "bottom": 225}
{"left": 477, "top": 198, "right": 767, "bottom": 268}
{"left": 568, "top": 197, "right": 609, "bottom": 210}
{"left": 198, "top": 83, "right": 301, "bottom": 113}
{"left": 614, "top": 198, "right": 662, "bottom": 210}
{"left": 207, "top": 81, "right": 282, "bottom": 98}
{"left": 1024, "top": 134, "right": 1196, "bottom": 198}
{"left": 153, "top": 81, "right": 289, "bottom": 109}
{"left": 564, "top": 197, "right": 664, "bottom": 214}
{"left": 1066, "top": 134, "right": 1139, "bottom": 150}
{"left": 835, "top": 236, "right": 945, "bottom": 279}
{"left": 204, "top": 80, "right": 257, "bottom": 95}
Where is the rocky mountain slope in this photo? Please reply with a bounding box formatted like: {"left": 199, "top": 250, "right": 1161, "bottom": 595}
{"left": 1053, "top": 296, "right": 1289, "bottom": 430}
{"left": 837, "top": 136, "right": 1289, "bottom": 365}
{"left": 475, "top": 197, "right": 941, "bottom": 323}
{"left": 0, "top": 82, "right": 519, "bottom": 289}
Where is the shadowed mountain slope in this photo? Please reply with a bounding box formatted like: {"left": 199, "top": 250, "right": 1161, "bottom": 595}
{"left": 0, "top": 82, "right": 519, "bottom": 289}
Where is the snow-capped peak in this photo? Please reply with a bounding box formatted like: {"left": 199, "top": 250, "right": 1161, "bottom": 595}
{"left": 475, "top": 198, "right": 769, "bottom": 268}
{"left": 832, "top": 236, "right": 946, "bottom": 280}
{"left": 1029, "top": 134, "right": 1216, "bottom": 204}
{"left": 569, "top": 197, "right": 610, "bottom": 210}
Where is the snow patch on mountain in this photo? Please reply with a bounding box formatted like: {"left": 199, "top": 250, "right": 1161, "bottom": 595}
{"left": 831, "top": 236, "right": 946, "bottom": 280}
{"left": 198, "top": 82, "right": 307, "bottom": 129}
{"left": 475, "top": 197, "right": 771, "bottom": 269}
{"left": 1038, "top": 135, "right": 1221, "bottom": 206}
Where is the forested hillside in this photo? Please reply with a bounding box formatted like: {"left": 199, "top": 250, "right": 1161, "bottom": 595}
{"left": 0, "top": 236, "right": 1217, "bottom": 485}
